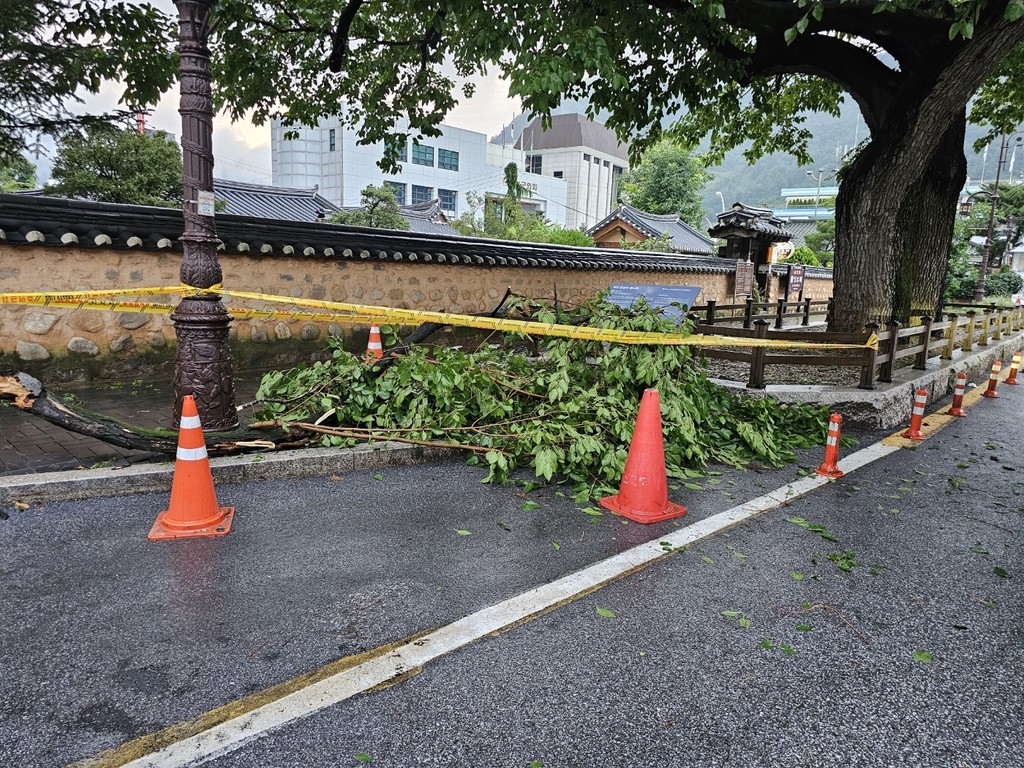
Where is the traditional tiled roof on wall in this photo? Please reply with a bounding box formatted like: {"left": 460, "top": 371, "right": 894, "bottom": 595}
{"left": 587, "top": 204, "right": 716, "bottom": 255}
{"left": 213, "top": 179, "right": 342, "bottom": 222}
{"left": 0, "top": 193, "right": 736, "bottom": 274}
{"left": 709, "top": 203, "right": 791, "bottom": 241}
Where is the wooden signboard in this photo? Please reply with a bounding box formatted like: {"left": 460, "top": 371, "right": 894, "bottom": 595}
{"left": 734, "top": 260, "right": 754, "bottom": 297}
{"left": 607, "top": 283, "right": 702, "bottom": 319}
{"left": 788, "top": 265, "right": 806, "bottom": 297}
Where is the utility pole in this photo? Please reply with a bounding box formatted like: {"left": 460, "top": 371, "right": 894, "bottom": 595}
{"left": 172, "top": 0, "right": 238, "bottom": 429}
{"left": 973, "top": 133, "right": 1024, "bottom": 302}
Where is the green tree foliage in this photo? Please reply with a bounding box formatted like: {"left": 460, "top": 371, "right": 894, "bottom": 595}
{"left": 785, "top": 246, "right": 820, "bottom": 267}
{"left": 620, "top": 232, "right": 675, "bottom": 253}
{"left": 327, "top": 184, "right": 410, "bottom": 230}
{"left": 0, "top": 1, "right": 175, "bottom": 160}
{"left": 451, "top": 191, "right": 595, "bottom": 246}
{"left": 0, "top": 154, "right": 37, "bottom": 192}
{"left": 803, "top": 220, "right": 836, "bottom": 267}
{"left": 254, "top": 298, "right": 829, "bottom": 492}
{"left": 617, "top": 141, "right": 710, "bottom": 228}
{"left": 45, "top": 125, "right": 183, "bottom": 207}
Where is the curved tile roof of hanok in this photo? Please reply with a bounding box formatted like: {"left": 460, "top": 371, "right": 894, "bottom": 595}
{"left": 0, "top": 193, "right": 736, "bottom": 274}
{"left": 212, "top": 179, "right": 342, "bottom": 222}
{"left": 708, "top": 202, "right": 792, "bottom": 241}
{"left": 586, "top": 203, "right": 716, "bottom": 255}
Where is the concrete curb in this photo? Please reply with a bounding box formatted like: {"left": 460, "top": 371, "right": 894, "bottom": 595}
{"left": 713, "top": 330, "right": 1024, "bottom": 429}
{"left": 0, "top": 442, "right": 460, "bottom": 506}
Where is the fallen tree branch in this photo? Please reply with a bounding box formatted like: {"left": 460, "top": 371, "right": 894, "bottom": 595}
{"left": 1, "top": 371, "right": 290, "bottom": 456}
{"left": 289, "top": 421, "right": 494, "bottom": 454}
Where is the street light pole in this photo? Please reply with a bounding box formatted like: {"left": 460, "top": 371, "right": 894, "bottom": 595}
{"left": 172, "top": 0, "right": 238, "bottom": 430}
{"left": 973, "top": 133, "right": 1024, "bottom": 303}
{"left": 806, "top": 168, "right": 838, "bottom": 222}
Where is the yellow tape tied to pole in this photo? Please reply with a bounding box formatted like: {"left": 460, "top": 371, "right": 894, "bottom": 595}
{"left": 0, "top": 286, "right": 878, "bottom": 351}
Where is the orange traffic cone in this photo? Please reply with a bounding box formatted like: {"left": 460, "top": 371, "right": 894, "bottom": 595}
{"left": 945, "top": 372, "right": 968, "bottom": 417}
{"left": 901, "top": 388, "right": 928, "bottom": 440}
{"left": 815, "top": 414, "right": 844, "bottom": 478}
{"left": 600, "top": 389, "right": 687, "bottom": 524}
{"left": 148, "top": 395, "right": 234, "bottom": 541}
{"left": 1006, "top": 351, "right": 1021, "bottom": 385}
{"left": 982, "top": 360, "right": 1002, "bottom": 398}
{"left": 365, "top": 323, "right": 383, "bottom": 363}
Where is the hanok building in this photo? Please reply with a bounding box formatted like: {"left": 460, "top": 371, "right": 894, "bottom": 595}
{"left": 586, "top": 203, "right": 715, "bottom": 255}
{"left": 708, "top": 203, "right": 793, "bottom": 295}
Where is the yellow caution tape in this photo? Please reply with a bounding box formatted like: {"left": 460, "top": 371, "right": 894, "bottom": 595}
{"left": 0, "top": 286, "right": 878, "bottom": 350}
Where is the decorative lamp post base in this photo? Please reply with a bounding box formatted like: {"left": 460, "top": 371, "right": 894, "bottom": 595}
{"left": 172, "top": 295, "right": 238, "bottom": 430}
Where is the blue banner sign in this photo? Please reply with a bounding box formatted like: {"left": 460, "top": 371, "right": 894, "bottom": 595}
{"left": 606, "top": 283, "right": 702, "bottom": 318}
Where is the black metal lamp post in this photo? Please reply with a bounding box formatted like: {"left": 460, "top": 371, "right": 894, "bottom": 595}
{"left": 172, "top": 0, "right": 238, "bottom": 430}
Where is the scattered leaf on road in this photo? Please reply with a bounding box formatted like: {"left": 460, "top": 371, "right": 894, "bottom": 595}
{"left": 993, "top": 567, "right": 1010, "bottom": 578}
{"left": 596, "top": 607, "right": 616, "bottom": 618}
{"left": 790, "top": 571, "right": 804, "bottom": 581}
{"left": 456, "top": 529, "right": 472, "bottom": 536}
{"left": 912, "top": 650, "right": 932, "bottom": 664}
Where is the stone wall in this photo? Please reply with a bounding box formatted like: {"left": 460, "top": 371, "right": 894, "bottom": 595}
{"left": 0, "top": 244, "right": 780, "bottom": 380}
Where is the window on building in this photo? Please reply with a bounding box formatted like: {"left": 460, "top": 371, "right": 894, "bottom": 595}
{"left": 525, "top": 154, "right": 542, "bottom": 174}
{"left": 593, "top": 156, "right": 601, "bottom": 165}
{"left": 412, "top": 184, "right": 433, "bottom": 204}
{"left": 603, "top": 160, "right": 610, "bottom": 168}
{"left": 439, "top": 188, "right": 457, "bottom": 213}
{"left": 613, "top": 165, "right": 624, "bottom": 174}
{"left": 412, "top": 143, "right": 434, "bottom": 166}
{"left": 384, "top": 181, "right": 406, "bottom": 205}
{"left": 583, "top": 153, "right": 591, "bottom": 161}
{"left": 328, "top": 129, "right": 336, "bottom": 152}
{"left": 553, "top": 171, "right": 563, "bottom": 179}
{"left": 398, "top": 140, "right": 407, "bottom": 163}
{"left": 438, "top": 148, "right": 459, "bottom": 171}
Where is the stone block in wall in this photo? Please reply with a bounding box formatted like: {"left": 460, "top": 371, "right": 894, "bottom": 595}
{"left": 388, "top": 288, "right": 403, "bottom": 300}
{"left": 309, "top": 285, "right": 326, "bottom": 300}
{"left": 25, "top": 312, "right": 59, "bottom": 335}
{"left": 16, "top": 341, "right": 49, "bottom": 361}
{"left": 68, "top": 309, "right": 106, "bottom": 333}
{"left": 301, "top": 324, "right": 321, "bottom": 341}
{"left": 330, "top": 286, "right": 348, "bottom": 302}
{"left": 68, "top": 337, "right": 100, "bottom": 356}
{"left": 274, "top": 322, "right": 291, "bottom": 340}
{"left": 369, "top": 289, "right": 384, "bottom": 300}
{"left": 429, "top": 290, "right": 443, "bottom": 301}
{"left": 110, "top": 334, "right": 133, "bottom": 353}
{"left": 289, "top": 287, "right": 303, "bottom": 298}
{"left": 409, "top": 291, "right": 424, "bottom": 302}
{"left": 116, "top": 312, "right": 150, "bottom": 330}
{"left": 146, "top": 331, "right": 167, "bottom": 348}
{"left": 251, "top": 326, "right": 268, "bottom": 343}
{"left": 328, "top": 323, "right": 343, "bottom": 338}
{"left": 351, "top": 287, "right": 364, "bottom": 298}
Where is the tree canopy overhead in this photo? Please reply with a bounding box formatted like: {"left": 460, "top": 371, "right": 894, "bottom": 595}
{"left": 0, "top": 1, "right": 175, "bottom": 160}
{"left": 617, "top": 140, "right": 710, "bottom": 228}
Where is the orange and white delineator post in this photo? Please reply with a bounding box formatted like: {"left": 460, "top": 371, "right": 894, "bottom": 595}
{"left": 945, "top": 372, "right": 968, "bottom": 417}
{"left": 815, "top": 413, "right": 844, "bottom": 478}
{"left": 901, "top": 388, "right": 929, "bottom": 440}
{"left": 1006, "top": 351, "right": 1021, "bottom": 385}
{"left": 148, "top": 395, "right": 234, "bottom": 540}
{"left": 982, "top": 360, "right": 1002, "bottom": 398}
{"left": 365, "top": 323, "right": 383, "bottom": 363}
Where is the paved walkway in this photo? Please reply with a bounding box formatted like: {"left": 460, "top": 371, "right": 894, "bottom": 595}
{"left": 0, "top": 371, "right": 266, "bottom": 476}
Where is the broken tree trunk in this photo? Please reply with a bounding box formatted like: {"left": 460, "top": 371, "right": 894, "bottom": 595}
{"left": 0, "top": 371, "right": 293, "bottom": 456}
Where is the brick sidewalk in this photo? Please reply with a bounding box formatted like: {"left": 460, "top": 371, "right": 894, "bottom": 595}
{"left": 0, "top": 371, "right": 266, "bottom": 476}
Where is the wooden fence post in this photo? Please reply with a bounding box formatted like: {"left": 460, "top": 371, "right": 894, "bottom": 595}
{"left": 705, "top": 299, "right": 717, "bottom": 326}
{"left": 747, "top": 319, "right": 770, "bottom": 389}
{"left": 979, "top": 308, "right": 992, "bottom": 346}
{"left": 992, "top": 308, "right": 1003, "bottom": 341}
{"left": 914, "top": 315, "right": 934, "bottom": 369}
{"left": 743, "top": 297, "right": 754, "bottom": 329}
{"left": 859, "top": 322, "right": 880, "bottom": 390}
{"left": 962, "top": 311, "right": 976, "bottom": 352}
{"left": 942, "top": 313, "right": 959, "bottom": 360}
{"left": 775, "top": 297, "right": 786, "bottom": 329}
{"left": 802, "top": 297, "right": 812, "bottom": 326}
{"left": 878, "top": 319, "right": 900, "bottom": 383}
{"left": 826, "top": 297, "right": 834, "bottom": 328}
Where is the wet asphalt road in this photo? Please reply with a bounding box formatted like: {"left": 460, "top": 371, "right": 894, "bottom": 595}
{"left": 0, "top": 387, "right": 1021, "bottom": 767}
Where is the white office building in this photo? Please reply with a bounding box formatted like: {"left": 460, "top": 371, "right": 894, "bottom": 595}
{"left": 271, "top": 117, "right": 570, "bottom": 226}
{"left": 506, "top": 113, "right": 630, "bottom": 231}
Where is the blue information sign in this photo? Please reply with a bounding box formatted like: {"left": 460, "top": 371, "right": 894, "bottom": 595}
{"left": 606, "top": 283, "right": 702, "bottom": 319}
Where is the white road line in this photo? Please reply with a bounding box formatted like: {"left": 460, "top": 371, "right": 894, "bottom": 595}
{"left": 122, "top": 440, "right": 904, "bottom": 767}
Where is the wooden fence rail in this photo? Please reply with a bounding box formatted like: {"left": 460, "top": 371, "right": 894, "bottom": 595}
{"left": 689, "top": 297, "right": 832, "bottom": 329}
{"left": 688, "top": 303, "right": 1024, "bottom": 390}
